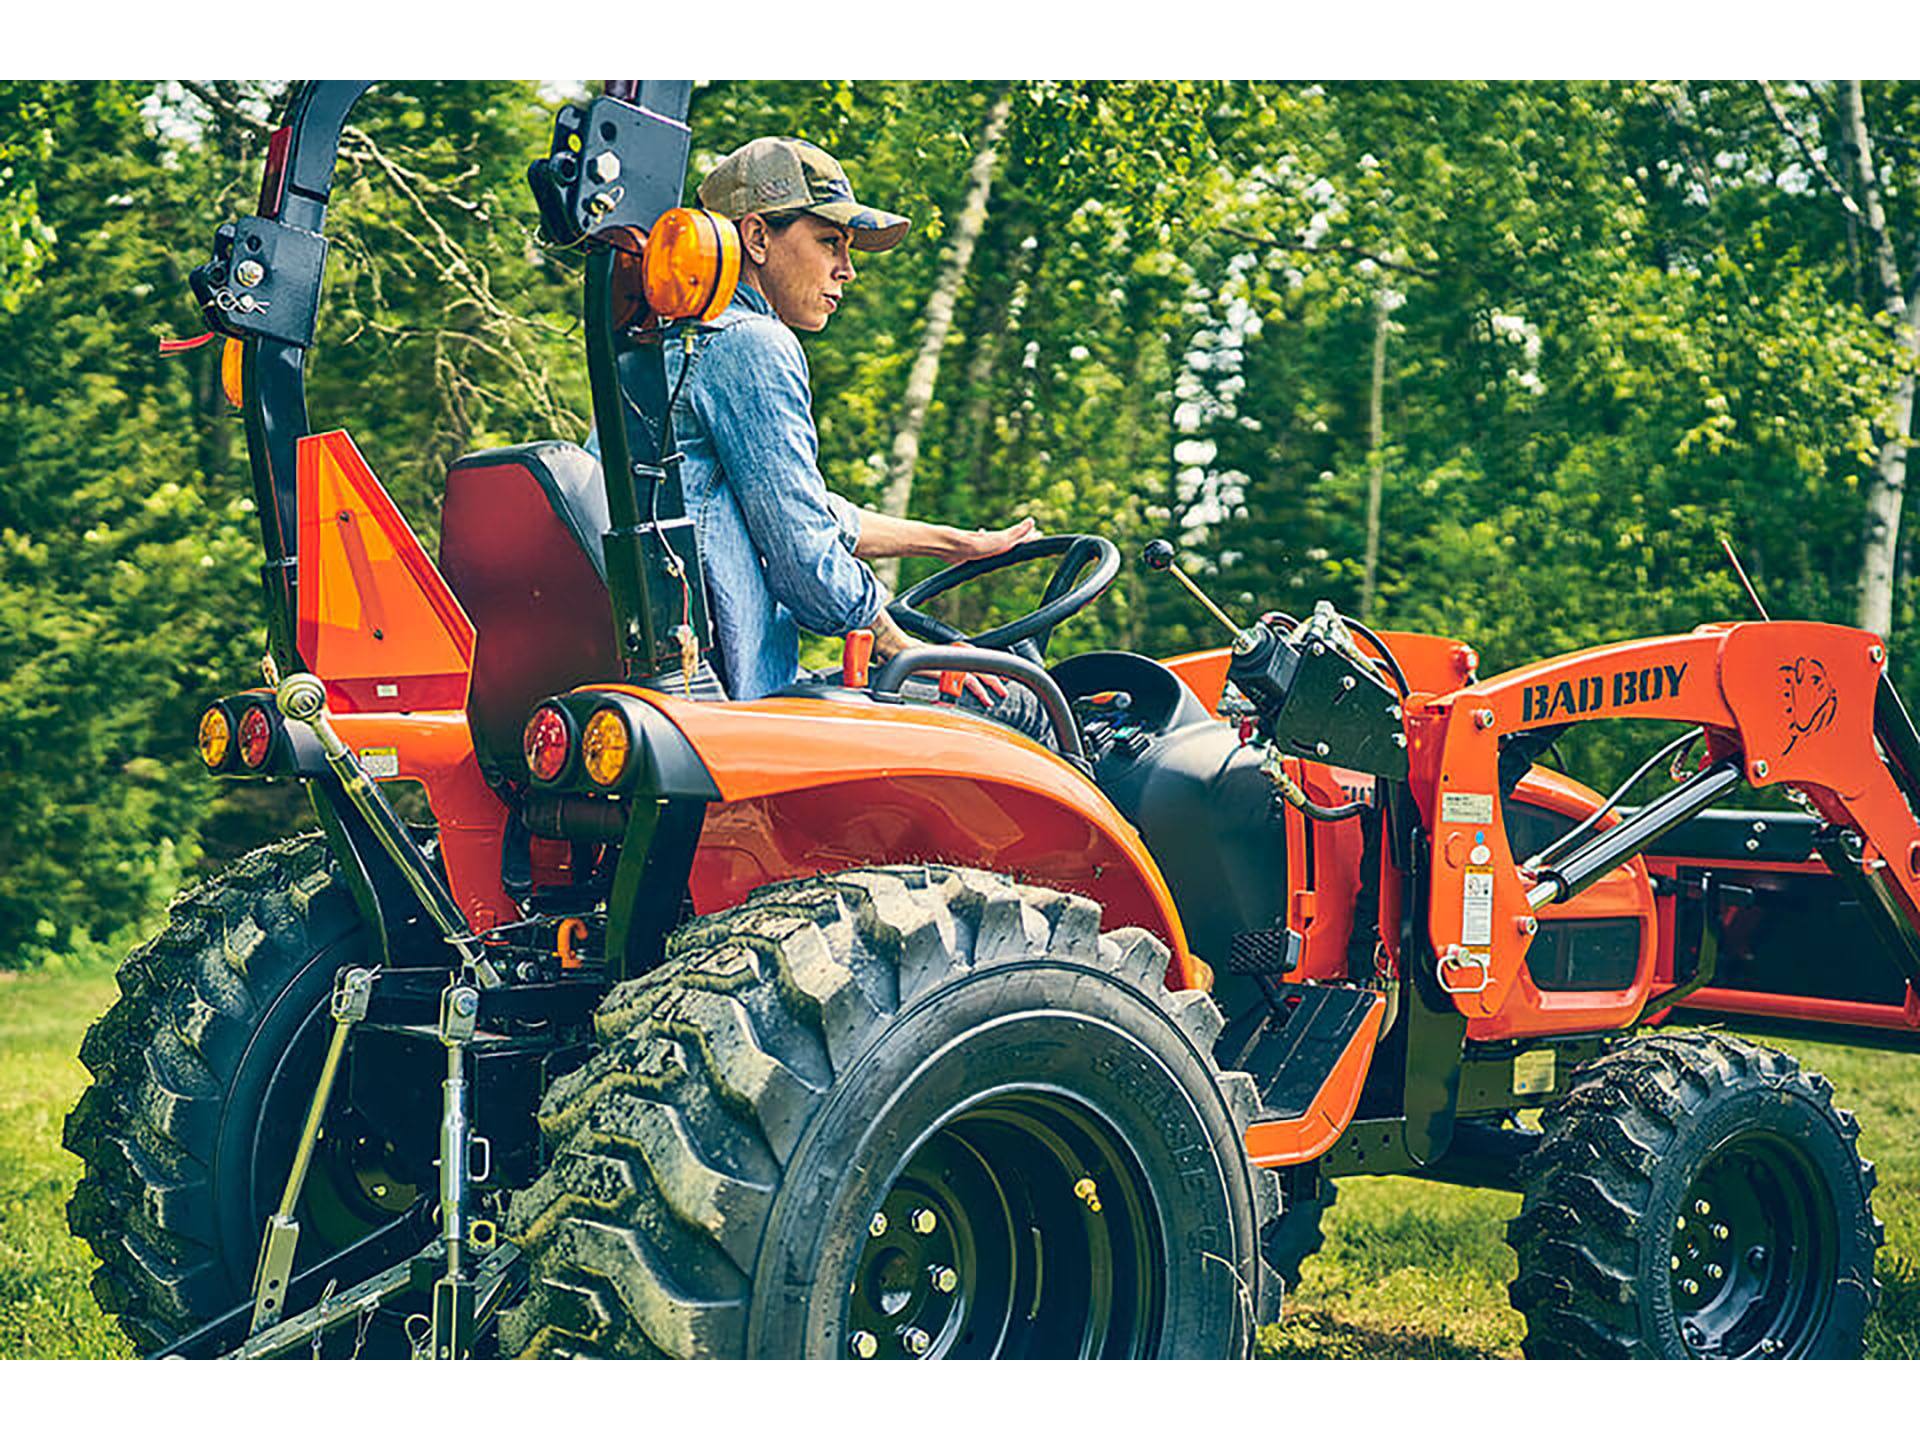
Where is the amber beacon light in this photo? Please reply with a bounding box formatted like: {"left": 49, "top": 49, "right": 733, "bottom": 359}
{"left": 641, "top": 207, "right": 741, "bottom": 323}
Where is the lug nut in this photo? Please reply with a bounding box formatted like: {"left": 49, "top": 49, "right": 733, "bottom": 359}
{"left": 1712, "top": 1223, "right": 1729, "bottom": 1241}
{"left": 929, "top": 1264, "right": 958, "bottom": 1294}
{"left": 1694, "top": 1199, "right": 1711, "bottom": 1216}
{"left": 868, "top": 1212, "right": 888, "bottom": 1238}
{"left": 1707, "top": 1263, "right": 1725, "bottom": 1281}
{"left": 910, "top": 1207, "right": 938, "bottom": 1236}
{"left": 848, "top": 1329, "right": 878, "bottom": 1359}
{"left": 1670, "top": 1255, "right": 1681, "bottom": 1271}
{"left": 1680, "top": 1278, "right": 1700, "bottom": 1296}
{"left": 1675, "top": 1216, "right": 1686, "bottom": 1232}
{"left": 234, "top": 258, "right": 265, "bottom": 288}
{"left": 901, "top": 1326, "right": 931, "bottom": 1356}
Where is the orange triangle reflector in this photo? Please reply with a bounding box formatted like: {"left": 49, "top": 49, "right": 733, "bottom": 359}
{"left": 296, "top": 430, "right": 475, "bottom": 713}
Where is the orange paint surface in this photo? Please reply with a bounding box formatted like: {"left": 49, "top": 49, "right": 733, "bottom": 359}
{"left": 596, "top": 686, "right": 1201, "bottom": 987}
{"left": 296, "top": 430, "right": 475, "bottom": 714}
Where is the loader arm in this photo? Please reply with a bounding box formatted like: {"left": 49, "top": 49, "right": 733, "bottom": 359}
{"left": 1410, "top": 620, "right": 1920, "bottom": 1021}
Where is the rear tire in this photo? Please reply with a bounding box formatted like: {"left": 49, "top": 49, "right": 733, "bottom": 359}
{"left": 1263, "top": 1169, "right": 1336, "bottom": 1292}
{"left": 500, "top": 865, "right": 1278, "bottom": 1358}
{"left": 63, "top": 836, "right": 416, "bottom": 1353}
{"left": 1507, "top": 1031, "right": 1881, "bottom": 1359}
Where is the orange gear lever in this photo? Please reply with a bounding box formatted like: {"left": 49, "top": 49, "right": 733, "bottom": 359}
{"left": 842, "top": 628, "right": 874, "bottom": 688}
{"left": 938, "top": 669, "right": 967, "bottom": 702}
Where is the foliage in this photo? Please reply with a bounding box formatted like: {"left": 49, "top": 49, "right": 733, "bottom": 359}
{"left": 5, "top": 80, "right": 1920, "bottom": 964}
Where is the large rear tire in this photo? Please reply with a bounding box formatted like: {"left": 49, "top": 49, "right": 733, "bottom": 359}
{"left": 1507, "top": 1031, "right": 1881, "bottom": 1359}
{"left": 500, "top": 865, "right": 1278, "bottom": 1358}
{"left": 63, "top": 836, "right": 418, "bottom": 1353}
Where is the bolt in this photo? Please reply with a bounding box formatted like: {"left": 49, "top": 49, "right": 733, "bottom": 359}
{"left": 1473, "top": 708, "right": 1495, "bottom": 730}
{"left": 910, "top": 1207, "right": 937, "bottom": 1236}
{"left": 1752, "top": 820, "right": 1768, "bottom": 834}
{"left": 1760, "top": 1336, "right": 1782, "bottom": 1355}
{"left": 587, "top": 151, "right": 622, "bottom": 183}
{"left": 1712, "top": 1223, "right": 1729, "bottom": 1241}
{"left": 900, "top": 1326, "right": 931, "bottom": 1356}
{"left": 1747, "top": 1245, "right": 1768, "bottom": 1268}
{"left": 1670, "top": 1254, "right": 1681, "bottom": 1271}
{"left": 1680, "top": 1277, "right": 1700, "bottom": 1296}
{"left": 1752, "top": 759, "right": 1769, "bottom": 780}
{"left": 1707, "top": 1263, "right": 1725, "bottom": 1281}
{"left": 868, "top": 1212, "right": 888, "bottom": 1239}
{"left": 453, "top": 990, "right": 478, "bottom": 1017}
{"left": 1516, "top": 915, "right": 1539, "bottom": 936}
{"left": 1341, "top": 675, "right": 1356, "bottom": 691}
{"left": 1676, "top": 1216, "right": 1686, "bottom": 1232}
{"left": 1746, "top": 838, "right": 1761, "bottom": 852}
{"left": 234, "top": 258, "right": 265, "bottom": 288}
{"left": 929, "top": 1264, "right": 958, "bottom": 1294}
{"left": 1314, "top": 741, "right": 1331, "bottom": 757}
{"left": 1694, "top": 1199, "right": 1711, "bottom": 1216}
{"left": 848, "top": 1330, "right": 878, "bottom": 1359}
{"left": 1310, "top": 642, "right": 1325, "bottom": 657}
{"left": 1871, "top": 644, "right": 1886, "bottom": 665}
{"left": 1393, "top": 733, "right": 1407, "bottom": 748}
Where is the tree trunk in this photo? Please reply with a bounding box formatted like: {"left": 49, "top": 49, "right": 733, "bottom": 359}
{"left": 1360, "top": 287, "right": 1390, "bottom": 620}
{"left": 1846, "top": 80, "right": 1914, "bottom": 638}
{"left": 873, "top": 88, "right": 1014, "bottom": 591}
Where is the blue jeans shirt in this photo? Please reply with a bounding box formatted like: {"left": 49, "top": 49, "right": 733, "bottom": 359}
{"left": 590, "top": 283, "right": 884, "bottom": 700}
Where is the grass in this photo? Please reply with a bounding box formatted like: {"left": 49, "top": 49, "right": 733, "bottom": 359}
{"left": 0, "top": 962, "right": 1913, "bottom": 1359}
{"left": 0, "top": 964, "right": 133, "bottom": 1359}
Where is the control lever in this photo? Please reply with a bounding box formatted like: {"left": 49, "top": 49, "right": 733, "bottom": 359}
{"left": 1142, "top": 539, "right": 1250, "bottom": 644}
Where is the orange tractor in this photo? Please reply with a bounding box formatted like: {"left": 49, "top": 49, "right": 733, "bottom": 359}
{"left": 66, "top": 81, "right": 1909, "bottom": 1359}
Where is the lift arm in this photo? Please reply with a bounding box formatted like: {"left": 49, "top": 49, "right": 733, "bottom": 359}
{"left": 1407, "top": 620, "right": 1920, "bottom": 1019}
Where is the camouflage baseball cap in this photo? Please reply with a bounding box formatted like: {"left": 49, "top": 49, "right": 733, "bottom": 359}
{"left": 696, "top": 137, "right": 910, "bottom": 253}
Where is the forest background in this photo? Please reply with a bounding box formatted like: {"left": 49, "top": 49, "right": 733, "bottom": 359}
{"left": 5, "top": 78, "right": 1920, "bottom": 971}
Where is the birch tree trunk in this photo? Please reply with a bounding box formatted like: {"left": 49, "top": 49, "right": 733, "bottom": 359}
{"left": 1846, "top": 80, "right": 1915, "bottom": 639}
{"left": 873, "top": 88, "right": 1014, "bottom": 591}
{"left": 1360, "top": 287, "right": 1390, "bottom": 620}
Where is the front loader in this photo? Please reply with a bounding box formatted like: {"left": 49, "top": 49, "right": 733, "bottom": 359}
{"left": 63, "top": 80, "right": 1909, "bottom": 1361}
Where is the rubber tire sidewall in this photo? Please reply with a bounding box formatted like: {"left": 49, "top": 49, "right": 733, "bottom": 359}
{"left": 1635, "top": 1081, "right": 1876, "bottom": 1359}
{"left": 746, "top": 961, "right": 1260, "bottom": 1359}
{"left": 210, "top": 918, "right": 369, "bottom": 1297}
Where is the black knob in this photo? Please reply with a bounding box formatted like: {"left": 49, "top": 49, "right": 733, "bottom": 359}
{"left": 1142, "top": 539, "right": 1175, "bottom": 571}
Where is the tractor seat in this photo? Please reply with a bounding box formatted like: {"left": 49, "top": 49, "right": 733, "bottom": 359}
{"left": 439, "top": 442, "right": 617, "bottom": 779}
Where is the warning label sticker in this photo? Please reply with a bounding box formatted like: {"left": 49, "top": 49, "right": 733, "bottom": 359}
{"left": 359, "top": 746, "right": 400, "bottom": 779}
{"left": 1462, "top": 868, "right": 1494, "bottom": 946}
{"left": 1441, "top": 791, "right": 1495, "bottom": 825}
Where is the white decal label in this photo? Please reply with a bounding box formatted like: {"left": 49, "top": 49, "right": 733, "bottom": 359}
{"left": 359, "top": 746, "right": 400, "bottom": 779}
{"left": 1462, "top": 868, "right": 1494, "bottom": 947}
{"left": 1441, "top": 791, "right": 1495, "bottom": 825}
{"left": 376, "top": 683, "right": 400, "bottom": 699}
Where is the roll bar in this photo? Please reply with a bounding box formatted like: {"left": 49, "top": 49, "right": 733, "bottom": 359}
{"left": 191, "top": 81, "right": 707, "bottom": 684}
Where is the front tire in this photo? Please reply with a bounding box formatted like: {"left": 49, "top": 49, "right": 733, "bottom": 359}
{"left": 500, "top": 865, "right": 1277, "bottom": 1358}
{"left": 1507, "top": 1032, "right": 1881, "bottom": 1359}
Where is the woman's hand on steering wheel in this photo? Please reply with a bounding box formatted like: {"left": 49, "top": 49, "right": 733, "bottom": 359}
{"left": 943, "top": 517, "right": 1040, "bottom": 563}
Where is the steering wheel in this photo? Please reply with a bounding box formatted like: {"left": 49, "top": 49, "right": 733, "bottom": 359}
{"left": 888, "top": 534, "right": 1122, "bottom": 665}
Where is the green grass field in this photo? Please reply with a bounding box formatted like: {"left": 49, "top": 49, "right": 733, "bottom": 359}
{"left": 2, "top": 962, "right": 1914, "bottom": 1360}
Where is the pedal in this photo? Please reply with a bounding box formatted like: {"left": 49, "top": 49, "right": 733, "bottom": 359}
{"left": 1227, "top": 927, "right": 1302, "bottom": 976}
{"left": 1238, "top": 982, "right": 1382, "bottom": 1122}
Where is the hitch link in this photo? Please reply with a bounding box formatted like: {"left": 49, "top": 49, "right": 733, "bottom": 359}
{"left": 428, "top": 980, "right": 481, "bottom": 1359}
{"left": 248, "top": 966, "right": 374, "bottom": 1335}
{"left": 274, "top": 672, "right": 503, "bottom": 988}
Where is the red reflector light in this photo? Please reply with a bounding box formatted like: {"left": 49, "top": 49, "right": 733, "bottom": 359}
{"left": 523, "top": 705, "right": 572, "bottom": 783}
{"left": 238, "top": 704, "right": 274, "bottom": 769}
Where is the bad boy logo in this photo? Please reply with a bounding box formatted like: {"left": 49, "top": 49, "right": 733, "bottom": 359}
{"left": 1780, "top": 656, "right": 1838, "bottom": 754}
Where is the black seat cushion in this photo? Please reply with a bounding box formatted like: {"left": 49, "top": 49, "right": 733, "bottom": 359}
{"left": 440, "top": 442, "right": 616, "bottom": 778}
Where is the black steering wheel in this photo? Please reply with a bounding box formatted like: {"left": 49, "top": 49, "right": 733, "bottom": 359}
{"left": 889, "top": 534, "right": 1122, "bottom": 665}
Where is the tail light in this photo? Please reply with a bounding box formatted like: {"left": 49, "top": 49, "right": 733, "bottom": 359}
{"left": 197, "top": 705, "right": 233, "bottom": 771}
{"left": 523, "top": 704, "right": 573, "bottom": 783}
{"left": 237, "top": 702, "right": 275, "bottom": 770}
{"left": 581, "top": 706, "right": 633, "bottom": 789}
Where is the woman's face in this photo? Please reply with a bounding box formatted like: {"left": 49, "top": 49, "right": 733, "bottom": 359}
{"left": 742, "top": 213, "right": 856, "bottom": 332}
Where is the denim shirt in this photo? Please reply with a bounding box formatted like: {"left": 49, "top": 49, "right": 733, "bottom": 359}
{"left": 590, "top": 283, "right": 883, "bottom": 699}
